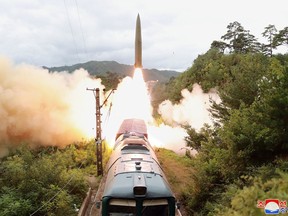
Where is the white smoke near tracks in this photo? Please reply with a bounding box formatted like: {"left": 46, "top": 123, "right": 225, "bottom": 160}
{"left": 0, "top": 57, "right": 103, "bottom": 157}
{"left": 158, "top": 83, "right": 221, "bottom": 131}
{"left": 0, "top": 57, "right": 221, "bottom": 157}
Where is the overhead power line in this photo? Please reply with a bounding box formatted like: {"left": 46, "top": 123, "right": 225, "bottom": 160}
{"left": 63, "top": 0, "right": 81, "bottom": 63}
{"left": 30, "top": 162, "right": 84, "bottom": 216}
{"left": 74, "top": 0, "right": 89, "bottom": 58}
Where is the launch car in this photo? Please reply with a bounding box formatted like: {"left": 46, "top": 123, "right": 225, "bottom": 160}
{"left": 101, "top": 119, "right": 176, "bottom": 216}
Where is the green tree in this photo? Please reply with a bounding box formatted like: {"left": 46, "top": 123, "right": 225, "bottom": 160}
{"left": 179, "top": 48, "right": 224, "bottom": 93}
{"left": 274, "top": 26, "right": 288, "bottom": 49}
{"left": 184, "top": 125, "right": 211, "bottom": 151}
{"left": 216, "top": 171, "right": 288, "bottom": 216}
{"left": 210, "top": 40, "right": 229, "bottom": 53}
{"left": 183, "top": 53, "right": 288, "bottom": 215}
{"left": 262, "top": 24, "right": 278, "bottom": 56}
{"left": 0, "top": 142, "right": 101, "bottom": 216}
{"left": 219, "top": 54, "right": 268, "bottom": 109}
{"left": 0, "top": 187, "right": 32, "bottom": 216}
{"left": 221, "top": 21, "right": 261, "bottom": 54}
{"left": 252, "top": 57, "right": 288, "bottom": 155}
{"left": 96, "top": 71, "right": 120, "bottom": 91}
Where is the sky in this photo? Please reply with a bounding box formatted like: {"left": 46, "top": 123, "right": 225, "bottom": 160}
{"left": 0, "top": 0, "right": 287, "bottom": 71}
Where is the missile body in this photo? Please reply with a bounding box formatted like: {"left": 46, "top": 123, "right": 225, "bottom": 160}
{"left": 134, "top": 14, "right": 142, "bottom": 68}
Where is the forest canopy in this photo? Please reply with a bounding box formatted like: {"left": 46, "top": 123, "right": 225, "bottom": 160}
{"left": 1, "top": 21, "right": 288, "bottom": 215}
{"left": 150, "top": 21, "right": 288, "bottom": 215}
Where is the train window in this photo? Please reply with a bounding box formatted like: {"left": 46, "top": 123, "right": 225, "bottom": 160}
{"left": 121, "top": 144, "right": 149, "bottom": 152}
{"left": 142, "top": 199, "right": 169, "bottom": 216}
{"left": 108, "top": 199, "right": 136, "bottom": 216}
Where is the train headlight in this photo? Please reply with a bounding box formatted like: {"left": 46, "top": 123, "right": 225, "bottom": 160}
{"left": 133, "top": 186, "right": 147, "bottom": 196}
{"left": 133, "top": 174, "right": 146, "bottom": 197}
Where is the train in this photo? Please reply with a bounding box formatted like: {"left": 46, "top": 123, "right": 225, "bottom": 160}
{"left": 101, "top": 118, "right": 176, "bottom": 216}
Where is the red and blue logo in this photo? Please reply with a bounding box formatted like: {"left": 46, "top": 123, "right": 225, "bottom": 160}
{"left": 257, "top": 199, "right": 287, "bottom": 214}
{"left": 264, "top": 199, "right": 279, "bottom": 214}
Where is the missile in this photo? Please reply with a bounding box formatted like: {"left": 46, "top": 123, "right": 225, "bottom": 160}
{"left": 134, "top": 14, "right": 142, "bottom": 68}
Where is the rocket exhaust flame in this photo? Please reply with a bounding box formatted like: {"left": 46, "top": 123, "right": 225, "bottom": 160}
{"left": 0, "top": 58, "right": 218, "bottom": 157}
{"left": 102, "top": 68, "right": 153, "bottom": 147}
{"left": 0, "top": 14, "right": 220, "bottom": 157}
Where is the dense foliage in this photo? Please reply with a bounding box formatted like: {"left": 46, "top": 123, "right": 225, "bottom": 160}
{"left": 0, "top": 141, "right": 110, "bottom": 216}
{"left": 1, "top": 21, "right": 288, "bottom": 216}
{"left": 152, "top": 22, "right": 288, "bottom": 215}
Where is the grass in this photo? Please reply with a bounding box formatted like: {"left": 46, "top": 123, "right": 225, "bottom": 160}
{"left": 155, "top": 148, "right": 194, "bottom": 215}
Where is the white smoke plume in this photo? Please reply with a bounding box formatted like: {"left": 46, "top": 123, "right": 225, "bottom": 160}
{"left": 0, "top": 57, "right": 221, "bottom": 157}
{"left": 151, "top": 83, "right": 221, "bottom": 155}
{"left": 158, "top": 83, "right": 221, "bottom": 131}
{"left": 0, "top": 57, "right": 104, "bottom": 157}
{"left": 148, "top": 124, "right": 193, "bottom": 154}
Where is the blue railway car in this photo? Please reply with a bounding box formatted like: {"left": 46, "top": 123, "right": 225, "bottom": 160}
{"left": 101, "top": 119, "right": 176, "bottom": 216}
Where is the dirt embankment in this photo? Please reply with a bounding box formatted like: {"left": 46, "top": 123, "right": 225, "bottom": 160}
{"left": 155, "top": 148, "right": 194, "bottom": 216}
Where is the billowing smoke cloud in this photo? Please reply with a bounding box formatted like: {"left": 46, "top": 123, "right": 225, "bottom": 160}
{"left": 102, "top": 76, "right": 221, "bottom": 155}
{"left": 158, "top": 83, "right": 221, "bottom": 131}
{"left": 148, "top": 124, "right": 194, "bottom": 154}
{"left": 150, "top": 83, "right": 221, "bottom": 155}
{"left": 0, "top": 57, "right": 103, "bottom": 157}
{"left": 0, "top": 57, "right": 221, "bottom": 157}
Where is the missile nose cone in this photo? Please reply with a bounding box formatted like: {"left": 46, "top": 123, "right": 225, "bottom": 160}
{"left": 134, "top": 14, "right": 142, "bottom": 68}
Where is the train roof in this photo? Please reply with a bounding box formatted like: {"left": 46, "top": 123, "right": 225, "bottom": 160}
{"left": 115, "top": 118, "right": 148, "bottom": 140}
{"left": 103, "top": 172, "right": 174, "bottom": 199}
{"left": 102, "top": 134, "right": 174, "bottom": 199}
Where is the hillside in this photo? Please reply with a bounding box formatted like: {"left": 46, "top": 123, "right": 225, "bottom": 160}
{"left": 44, "top": 60, "right": 180, "bottom": 83}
